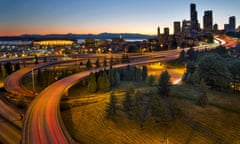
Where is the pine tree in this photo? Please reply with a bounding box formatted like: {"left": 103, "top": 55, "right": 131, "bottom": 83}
{"left": 95, "top": 58, "right": 100, "bottom": 68}
{"left": 197, "top": 79, "right": 208, "bottom": 107}
{"left": 146, "top": 75, "right": 155, "bottom": 86}
{"left": 122, "top": 92, "right": 134, "bottom": 118}
{"left": 5, "top": 62, "right": 13, "bottom": 75}
{"left": 158, "top": 71, "right": 171, "bottom": 97}
{"left": 1, "top": 64, "right": 7, "bottom": 79}
{"left": 37, "top": 69, "right": 43, "bottom": 86}
{"left": 133, "top": 91, "right": 146, "bottom": 127}
{"left": 14, "top": 62, "right": 20, "bottom": 71}
{"left": 103, "top": 57, "right": 107, "bottom": 67}
{"left": 97, "top": 71, "right": 111, "bottom": 92}
{"left": 135, "top": 68, "right": 142, "bottom": 82}
{"left": 88, "top": 72, "right": 97, "bottom": 93}
{"left": 34, "top": 55, "right": 39, "bottom": 64}
{"left": 178, "top": 50, "right": 186, "bottom": 63}
{"left": 105, "top": 93, "right": 117, "bottom": 119}
{"left": 86, "top": 58, "right": 92, "bottom": 69}
{"left": 142, "top": 66, "right": 148, "bottom": 81}
{"left": 113, "top": 69, "right": 120, "bottom": 86}
{"left": 108, "top": 69, "right": 115, "bottom": 88}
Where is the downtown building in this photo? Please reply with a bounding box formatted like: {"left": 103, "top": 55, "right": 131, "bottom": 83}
{"left": 203, "top": 10, "right": 213, "bottom": 33}
{"left": 225, "top": 16, "right": 236, "bottom": 33}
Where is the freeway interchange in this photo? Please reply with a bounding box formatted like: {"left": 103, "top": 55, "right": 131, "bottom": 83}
{"left": 1, "top": 40, "right": 223, "bottom": 144}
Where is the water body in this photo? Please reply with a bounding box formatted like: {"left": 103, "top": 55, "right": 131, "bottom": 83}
{"left": 77, "top": 38, "right": 146, "bottom": 44}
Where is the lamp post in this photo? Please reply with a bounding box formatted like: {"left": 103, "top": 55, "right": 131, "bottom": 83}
{"left": 32, "top": 68, "right": 35, "bottom": 94}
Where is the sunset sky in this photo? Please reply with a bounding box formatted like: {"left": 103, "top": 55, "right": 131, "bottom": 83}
{"left": 1, "top": 0, "right": 240, "bottom": 36}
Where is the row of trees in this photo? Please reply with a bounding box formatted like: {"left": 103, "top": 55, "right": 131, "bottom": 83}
{"left": 87, "top": 65, "right": 148, "bottom": 93}
{"left": 85, "top": 54, "right": 130, "bottom": 70}
{"left": 88, "top": 69, "right": 120, "bottom": 93}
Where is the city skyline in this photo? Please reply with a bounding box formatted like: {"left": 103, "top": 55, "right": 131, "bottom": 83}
{"left": 1, "top": 0, "right": 240, "bottom": 36}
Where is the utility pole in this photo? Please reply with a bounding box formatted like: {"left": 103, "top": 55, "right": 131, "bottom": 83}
{"left": 32, "top": 68, "right": 35, "bottom": 94}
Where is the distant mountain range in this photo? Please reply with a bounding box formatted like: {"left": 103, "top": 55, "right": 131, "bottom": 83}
{"left": 0, "top": 33, "right": 156, "bottom": 41}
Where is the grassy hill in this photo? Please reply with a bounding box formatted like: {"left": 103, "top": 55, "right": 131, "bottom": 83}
{"left": 61, "top": 83, "right": 240, "bottom": 144}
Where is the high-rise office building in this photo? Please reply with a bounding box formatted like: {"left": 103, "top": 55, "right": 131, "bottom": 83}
{"left": 182, "top": 20, "right": 191, "bottom": 37}
{"left": 224, "top": 16, "right": 236, "bottom": 33}
{"left": 203, "top": 10, "right": 213, "bottom": 32}
{"left": 190, "top": 3, "right": 199, "bottom": 32}
{"left": 174, "top": 21, "right": 181, "bottom": 35}
{"left": 164, "top": 27, "right": 170, "bottom": 35}
{"left": 157, "top": 26, "right": 161, "bottom": 39}
{"left": 229, "top": 16, "right": 236, "bottom": 32}
{"left": 213, "top": 24, "right": 218, "bottom": 32}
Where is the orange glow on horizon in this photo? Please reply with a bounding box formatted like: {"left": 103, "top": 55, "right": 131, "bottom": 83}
{"left": 0, "top": 26, "right": 157, "bottom": 36}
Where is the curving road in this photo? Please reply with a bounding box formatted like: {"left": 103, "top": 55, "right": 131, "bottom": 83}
{"left": 4, "top": 59, "right": 85, "bottom": 97}
{"left": 0, "top": 95, "right": 22, "bottom": 144}
{"left": 21, "top": 51, "right": 181, "bottom": 144}
{"left": 1, "top": 38, "right": 224, "bottom": 144}
{"left": 22, "top": 43, "right": 222, "bottom": 143}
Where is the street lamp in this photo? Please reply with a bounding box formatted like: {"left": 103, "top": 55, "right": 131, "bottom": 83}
{"left": 32, "top": 68, "right": 35, "bottom": 94}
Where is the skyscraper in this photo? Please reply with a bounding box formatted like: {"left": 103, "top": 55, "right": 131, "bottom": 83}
{"left": 213, "top": 24, "right": 218, "bottom": 32}
{"left": 203, "top": 10, "right": 213, "bottom": 32}
{"left": 224, "top": 16, "right": 236, "bottom": 33}
{"left": 182, "top": 20, "right": 191, "bottom": 37}
{"left": 229, "top": 16, "right": 236, "bottom": 32}
{"left": 174, "top": 21, "right": 181, "bottom": 35}
{"left": 157, "top": 26, "right": 161, "bottom": 39}
{"left": 164, "top": 27, "right": 169, "bottom": 35}
{"left": 190, "top": 3, "right": 199, "bottom": 32}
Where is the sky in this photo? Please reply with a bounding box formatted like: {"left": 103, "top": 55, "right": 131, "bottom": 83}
{"left": 0, "top": 0, "right": 240, "bottom": 36}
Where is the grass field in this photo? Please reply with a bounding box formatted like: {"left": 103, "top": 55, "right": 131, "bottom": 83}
{"left": 61, "top": 82, "right": 240, "bottom": 144}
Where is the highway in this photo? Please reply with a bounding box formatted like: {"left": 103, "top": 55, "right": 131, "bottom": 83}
{"left": 4, "top": 38, "right": 223, "bottom": 144}
{"left": 3, "top": 51, "right": 176, "bottom": 97}
{"left": 21, "top": 50, "right": 181, "bottom": 144}
{"left": 4, "top": 59, "right": 86, "bottom": 97}
{"left": 0, "top": 95, "right": 22, "bottom": 143}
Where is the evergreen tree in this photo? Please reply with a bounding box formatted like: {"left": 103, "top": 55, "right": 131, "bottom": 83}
{"left": 37, "top": 69, "right": 43, "bottom": 86}
{"left": 86, "top": 58, "right": 92, "bottom": 69}
{"left": 88, "top": 72, "right": 97, "bottom": 93}
{"left": 135, "top": 67, "right": 142, "bottom": 82}
{"left": 5, "top": 62, "right": 13, "bottom": 75}
{"left": 103, "top": 57, "right": 107, "bottom": 67}
{"left": 133, "top": 91, "right": 146, "bottom": 127}
{"left": 95, "top": 58, "right": 100, "bottom": 68}
{"left": 126, "top": 83, "right": 135, "bottom": 94}
{"left": 187, "top": 47, "right": 196, "bottom": 61}
{"left": 113, "top": 69, "right": 120, "bottom": 86}
{"left": 197, "top": 79, "right": 208, "bottom": 107}
{"left": 158, "top": 71, "right": 171, "bottom": 97}
{"left": 142, "top": 66, "right": 148, "bottom": 81}
{"left": 1, "top": 64, "right": 7, "bottom": 79}
{"left": 110, "top": 56, "right": 114, "bottom": 66}
{"left": 123, "top": 92, "right": 133, "bottom": 115}
{"left": 105, "top": 93, "right": 117, "bottom": 119}
{"left": 34, "top": 55, "right": 39, "bottom": 64}
{"left": 146, "top": 75, "right": 155, "bottom": 86}
{"left": 150, "top": 93, "right": 162, "bottom": 117}
{"left": 108, "top": 69, "right": 115, "bottom": 88}
{"left": 186, "top": 61, "right": 196, "bottom": 74}
{"left": 97, "top": 71, "right": 111, "bottom": 92}
{"left": 14, "top": 62, "right": 20, "bottom": 71}
{"left": 178, "top": 50, "right": 186, "bottom": 63}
